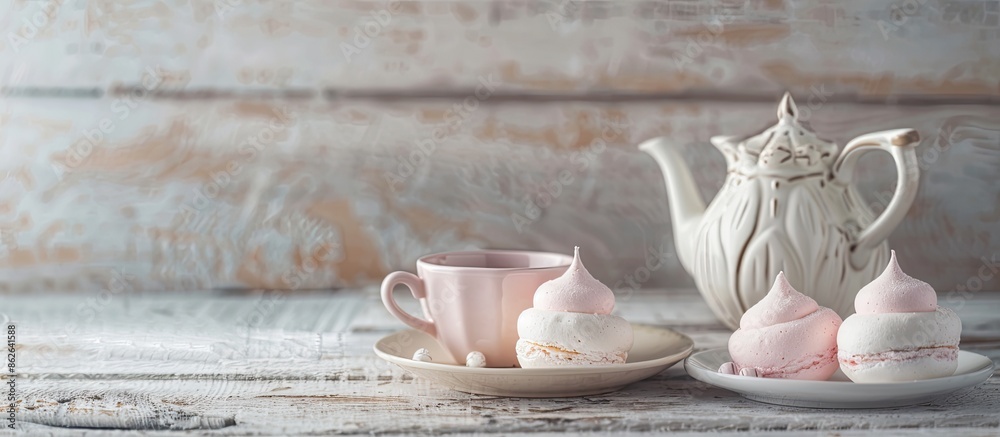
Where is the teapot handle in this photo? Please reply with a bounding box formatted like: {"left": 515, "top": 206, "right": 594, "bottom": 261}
{"left": 832, "top": 129, "right": 920, "bottom": 264}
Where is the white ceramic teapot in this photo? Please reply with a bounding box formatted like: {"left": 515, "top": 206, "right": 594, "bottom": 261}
{"left": 639, "top": 93, "right": 920, "bottom": 330}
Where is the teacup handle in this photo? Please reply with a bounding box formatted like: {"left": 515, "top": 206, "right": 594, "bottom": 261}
{"left": 380, "top": 271, "right": 437, "bottom": 337}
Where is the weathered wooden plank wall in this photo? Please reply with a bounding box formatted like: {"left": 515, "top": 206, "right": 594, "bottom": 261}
{"left": 2, "top": 0, "right": 998, "bottom": 292}
{"left": 4, "top": 0, "right": 999, "bottom": 97}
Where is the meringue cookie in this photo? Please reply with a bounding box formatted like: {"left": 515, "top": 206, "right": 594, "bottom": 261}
{"left": 838, "top": 251, "right": 961, "bottom": 382}
{"left": 726, "top": 272, "right": 842, "bottom": 380}
{"left": 516, "top": 247, "right": 633, "bottom": 367}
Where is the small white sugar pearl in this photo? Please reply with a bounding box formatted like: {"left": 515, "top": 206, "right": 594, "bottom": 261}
{"left": 412, "top": 348, "right": 432, "bottom": 362}
{"left": 465, "top": 351, "right": 486, "bottom": 368}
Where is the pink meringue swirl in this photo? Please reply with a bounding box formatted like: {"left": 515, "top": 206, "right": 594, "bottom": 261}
{"left": 533, "top": 247, "right": 615, "bottom": 314}
{"left": 855, "top": 250, "right": 937, "bottom": 315}
{"left": 729, "top": 272, "right": 842, "bottom": 380}
{"left": 740, "top": 272, "right": 819, "bottom": 330}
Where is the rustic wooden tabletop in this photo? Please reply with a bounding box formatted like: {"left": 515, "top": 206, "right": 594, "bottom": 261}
{"left": 5, "top": 288, "right": 999, "bottom": 436}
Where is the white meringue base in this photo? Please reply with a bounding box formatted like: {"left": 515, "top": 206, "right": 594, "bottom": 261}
{"left": 838, "top": 307, "right": 962, "bottom": 383}
{"left": 515, "top": 308, "right": 633, "bottom": 368}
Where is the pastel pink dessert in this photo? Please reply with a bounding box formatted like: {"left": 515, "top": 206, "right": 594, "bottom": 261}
{"left": 837, "top": 251, "right": 961, "bottom": 382}
{"left": 532, "top": 248, "right": 615, "bottom": 314}
{"left": 516, "top": 247, "right": 633, "bottom": 367}
{"left": 720, "top": 272, "right": 843, "bottom": 380}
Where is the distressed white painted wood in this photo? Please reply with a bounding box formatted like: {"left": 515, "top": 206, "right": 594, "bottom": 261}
{"left": 2, "top": 99, "right": 998, "bottom": 293}
{"left": 3, "top": 2, "right": 999, "bottom": 295}
{"left": 4, "top": 289, "right": 999, "bottom": 435}
{"left": 4, "top": 0, "right": 999, "bottom": 98}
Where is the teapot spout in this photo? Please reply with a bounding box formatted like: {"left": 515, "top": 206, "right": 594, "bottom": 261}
{"left": 638, "top": 137, "right": 706, "bottom": 271}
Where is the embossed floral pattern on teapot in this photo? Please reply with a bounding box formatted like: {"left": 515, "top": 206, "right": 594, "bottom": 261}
{"left": 639, "top": 93, "right": 921, "bottom": 330}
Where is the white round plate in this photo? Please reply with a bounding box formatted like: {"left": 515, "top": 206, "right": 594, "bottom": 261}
{"left": 685, "top": 348, "right": 995, "bottom": 408}
{"left": 374, "top": 324, "right": 693, "bottom": 398}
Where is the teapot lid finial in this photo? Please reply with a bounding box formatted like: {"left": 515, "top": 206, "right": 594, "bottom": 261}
{"left": 729, "top": 92, "right": 838, "bottom": 174}
{"left": 777, "top": 92, "right": 798, "bottom": 121}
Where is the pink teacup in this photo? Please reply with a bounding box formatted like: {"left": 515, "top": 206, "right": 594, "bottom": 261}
{"left": 380, "top": 250, "right": 572, "bottom": 368}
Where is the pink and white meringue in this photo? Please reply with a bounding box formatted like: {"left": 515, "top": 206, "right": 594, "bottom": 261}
{"left": 516, "top": 247, "right": 633, "bottom": 367}
{"left": 722, "top": 272, "right": 843, "bottom": 380}
{"left": 838, "top": 251, "right": 961, "bottom": 382}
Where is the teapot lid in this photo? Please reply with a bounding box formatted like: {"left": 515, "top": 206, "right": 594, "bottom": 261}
{"left": 729, "top": 93, "right": 839, "bottom": 176}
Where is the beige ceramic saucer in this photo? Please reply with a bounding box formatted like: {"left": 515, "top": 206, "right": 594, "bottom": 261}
{"left": 374, "top": 324, "right": 694, "bottom": 398}
{"left": 685, "top": 348, "right": 995, "bottom": 408}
